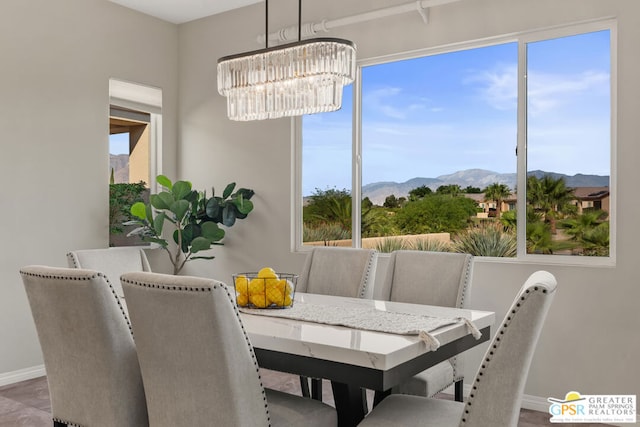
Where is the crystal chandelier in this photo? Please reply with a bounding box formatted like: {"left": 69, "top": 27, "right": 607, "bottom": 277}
{"left": 217, "top": 0, "right": 356, "bottom": 121}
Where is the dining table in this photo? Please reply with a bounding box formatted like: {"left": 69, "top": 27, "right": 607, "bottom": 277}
{"left": 238, "top": 292, "right": 495, "bottom": 427}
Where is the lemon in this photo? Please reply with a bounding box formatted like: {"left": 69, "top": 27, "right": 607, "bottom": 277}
{"left": 284, "top": 279, "right": 294, "bottom": 295}
{"left": 257, "top": 267, "right": 278, "bottom": 279}
{"left": 266, "top": 286, "right": 285, "bottom": 306}
{"left": 236, "top": 293, "right": 249, "bottom": 307}
{"left": 267, "top": 279, "right": 286, "bottom": 293}
{"left": 283, "top": 294, "right": 293, "bottom": 307}
{"left": 249, "top": 294, "right": 268, "bottom": 308}
{"left": 248, "top": 278, "right": 266, "bottom": 295}
{"left": 235, "top": 275, "right": 249, "bottom": 295}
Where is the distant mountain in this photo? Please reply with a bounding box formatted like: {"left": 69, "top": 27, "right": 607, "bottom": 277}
{"left": 362, "top": 169, "right": 609, "bottom": 205}
{"left": 110, "top": 154, "right": 129, "bottom": 183}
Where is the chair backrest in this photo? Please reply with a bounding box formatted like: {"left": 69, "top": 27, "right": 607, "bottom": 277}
{"left": 377, "top": 250, "right": 473, "bottom": 308}
{"left": 121, "top": 271, "right": 270, "bottom": 427}
{"left": 20, "top": 265, "right": 148, "bottom": 427}
{"left": 460, "top": 270, "right": 557, "bottom": 427}
{"left": 67, "top": 247, "right": 151, "bottom": 298}
{"left": 296, "top": 247, "right": 378, "bottom": 299}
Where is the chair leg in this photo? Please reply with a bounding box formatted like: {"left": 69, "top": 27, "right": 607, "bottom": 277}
{"left": 454, "top": 379, "right": 464, "bottom": 402}
{"left": 299, "top": 375, "right": 311, "bottom": 398}
{"left": 311, "top": 378, "right": 323, "bottom": 401}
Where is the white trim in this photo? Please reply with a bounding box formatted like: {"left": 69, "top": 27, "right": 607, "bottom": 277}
{"left": 0, "top": 365, "right": 46, "bottom": 387}
{"left": 258, "top": 0, "right": 462, "bottom": 45}
{"left": 292, "top": 117, "right": 303, "bottom": 252}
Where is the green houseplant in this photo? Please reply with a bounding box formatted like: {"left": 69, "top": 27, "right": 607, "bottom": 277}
{"left": 128, "top": 175, "right": 255, "bottom": 274}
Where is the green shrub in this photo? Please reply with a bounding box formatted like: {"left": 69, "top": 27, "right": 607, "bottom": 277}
{"left": 375, "top": 237, "right": 409, "bottom": 253}
{"left": 109, "top": 181, "right": 148, "bottom": 235}
{"left": 411, "top": 238, "right": 451, "bottom": 252}
{"left": 452, "top": 226, "right": 517, "bottom": 257}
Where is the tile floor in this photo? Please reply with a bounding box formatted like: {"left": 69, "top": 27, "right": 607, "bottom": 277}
{"left": 0, "top": 371, "right": 612, "bottom": 427}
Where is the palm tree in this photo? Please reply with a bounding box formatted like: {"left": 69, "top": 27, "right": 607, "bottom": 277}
{"left": 527, "top": 175, "right": 575, "bottom": 234}
{"left": 483, "top": 183, "right": 511, "bottom": 218}
{"left": 560, "top": 210, "right": 608, "bottom": 242}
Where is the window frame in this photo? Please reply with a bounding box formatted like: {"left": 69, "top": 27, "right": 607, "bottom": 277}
{"left": 294, "top": 19, "right": 616, "bottom": 267}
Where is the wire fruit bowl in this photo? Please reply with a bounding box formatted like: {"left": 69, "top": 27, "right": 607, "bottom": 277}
{"left": 233, "top": 272, "right": 297, "bottom": 309}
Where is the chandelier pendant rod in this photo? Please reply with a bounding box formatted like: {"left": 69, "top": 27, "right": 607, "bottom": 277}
{"left": 265, "top": 0, "right": 269, "bottom": 48}
{"left": 298, "top": 0, "right": 302, "bottom": 42}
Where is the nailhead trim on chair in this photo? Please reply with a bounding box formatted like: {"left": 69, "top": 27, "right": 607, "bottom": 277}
{"left": 358, "top": 250, "right": 377, "bottom": 299}
{"left": 66, "top": 252, "right": 79, "bottom": 268}
{"left": 52, "top": 416, "right": 81, "bottom": 426}
{"left": 457, "top": 255, "right": 473, "bottom": 309}
{"left": 121, "top": 277, "right": 273, "bottom": 426}
{"left": 460, "top": 286, "right": 547, "bottom": 424}
{"left": 451, "top": 254, "right": 473, "bottom": 384}
{"left": 19, "top": 269, "right": 133, "bottom": 336}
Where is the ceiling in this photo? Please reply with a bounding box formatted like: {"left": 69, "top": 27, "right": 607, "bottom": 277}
{"left": 107, "top": 0, "right": 262, "bottom": 24}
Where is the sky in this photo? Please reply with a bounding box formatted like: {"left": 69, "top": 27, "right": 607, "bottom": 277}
{"left": 302, "top": 30, "right": 611, "bottom": 196}
{"left": 109, "top": 132, "right": 129, "bottom": 155}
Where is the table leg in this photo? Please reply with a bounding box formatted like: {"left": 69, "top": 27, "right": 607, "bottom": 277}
{"left": 331, "top": 381, "right": 368, "bottom": 427}
{"left": 372, "top": 389, "right": 391, "bottom": 407}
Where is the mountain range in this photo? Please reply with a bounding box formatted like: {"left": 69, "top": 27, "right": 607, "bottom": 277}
{"left": 110, "top": 154, "right": 129, "bottom": 183}
{"left": 362, "top": 169, "right": 609, "bottom": 206}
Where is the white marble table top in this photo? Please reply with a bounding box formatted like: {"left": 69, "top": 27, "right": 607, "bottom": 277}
{"left": 239, "top": 293, "right": 495, "bottom": 371}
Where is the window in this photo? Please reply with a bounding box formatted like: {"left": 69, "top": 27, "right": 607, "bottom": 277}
{"left": 299, "top": 21, "right": 614, "bottom": 263}
{"left": 108, "top": 79, "right": 162, "bottom": 247}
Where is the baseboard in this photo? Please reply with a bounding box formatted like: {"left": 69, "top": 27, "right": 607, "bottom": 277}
{"left": 0, "top": 365, "right": 46, "bottom": 387}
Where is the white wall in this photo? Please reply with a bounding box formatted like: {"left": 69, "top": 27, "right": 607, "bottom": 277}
{"left": 178, "top": 0, "right": 640, "bottom": 403}
{"left": 0, "top": 0, "right": 178, "bottom": 377}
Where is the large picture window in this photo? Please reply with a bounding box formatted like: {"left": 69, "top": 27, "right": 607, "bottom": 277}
{"left": 300, "top": 21, "right": 614, "bottom": 264}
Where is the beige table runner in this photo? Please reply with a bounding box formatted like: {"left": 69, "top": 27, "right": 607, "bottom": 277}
{"left": 240, "top": 301, "right": 481, "bottom": 351}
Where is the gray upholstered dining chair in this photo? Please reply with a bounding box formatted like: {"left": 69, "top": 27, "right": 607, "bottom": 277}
{"left": 359, "top": 270, "right": 557, "bottom": 427}
{"left": 376, "top": 250, "right": 473, "bottom": 401}
{"left": 296, "top": 246, "right": 378, "bottom": 398}
{"left": 121, "top": 271, "right": 337, "bottom": 427}
{"left": 20, "top": 265, "right": 148, "bottom": 427}
{"left": 297, "top": 246, "right": 378, "bottom": 299}
{"left": 67, "top": 246, "right": 151, "bottom": 298}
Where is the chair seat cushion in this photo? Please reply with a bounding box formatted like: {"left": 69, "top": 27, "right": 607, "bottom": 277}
{"left": 265, "top": 388, "right": 337, "bottom": 426}
{"left": 394, "top": 360, "right": 453, "bottom": 397}
{"left": 359, "top": 394, "right": 464, "bottom": 427}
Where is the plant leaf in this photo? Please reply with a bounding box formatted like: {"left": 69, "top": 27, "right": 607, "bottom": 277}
{"left": 146, "top": 237, "right": 168, "bottom": 248}
{"left": 205, "top": 198, "right": 221, "bottom": 220}
{"left": 223, "top": 182, "right": 236, "bottom": 199}
{"left": 222, "top": 205, "right": 237, "bottom": 227}
{"left": 130, "top": 202, "right": 147, "bottom": 220}
{"left": 170, "top": 199, "right": 190, "bottom": 221}
{"left": 190, "top": 236, "right": 212, "bottom": 253}
{"left": 235, "top": 188, "right": 255, "bottom": 200}
{"left": 234, "top": 196, "right": 254, "bottom": 215}
{"left": 201, "top": 221, "right": 225, "bottom": 242}
{"left": 172, "top": 180, "right": 192, "bottom": 200}
{"left": 153, "top": 212, "right": 166, "bottom": 236}
{"left": 190, "top": 256, "right": 215, "bottom": 260}
{"left": 156, "top": 175, "right": 172, "bottom": 189}
{"left": 152, "top": 192, "right": 174, "bottom": 210}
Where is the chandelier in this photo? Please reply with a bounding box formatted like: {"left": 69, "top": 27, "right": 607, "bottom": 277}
{"left": 217, "top": 0, "right": 356, "bottom": 121}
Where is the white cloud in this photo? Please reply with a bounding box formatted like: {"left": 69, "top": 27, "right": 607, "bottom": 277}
{"left": 469, "top": 63, "right": 609, "bottom": 116}
{"left": 466, "top": 63, "right": 517, "bottom": 111}
{"left": 527, "top": 70, "right": 609, "bottom": 115}
{"left": 362, "top": 86, "right": 439, "bottom": 120}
